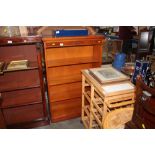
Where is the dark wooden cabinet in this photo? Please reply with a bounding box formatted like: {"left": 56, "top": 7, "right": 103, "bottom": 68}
{"left": 43, "top": 35, "right": 105, "bottom": 122}
{"left": 0, "top": 36, "right": 49, "bottom": 128}
{"left": 128, "top": 76, "right": 155, "bottom": 129}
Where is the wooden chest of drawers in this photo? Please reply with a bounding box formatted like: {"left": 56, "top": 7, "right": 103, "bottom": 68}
{"left": 43, "top": 35, "right": 104, "bottom": 122}
{"left": 128, "top": 76, "right": 155, "bottom": 129}
{"left": 0, "top": 37, "right": 48, "bottom": 128}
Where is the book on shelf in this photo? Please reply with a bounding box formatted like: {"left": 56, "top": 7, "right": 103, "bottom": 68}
{"left": 6, "top": 60, "right": 28, "bottom": 71}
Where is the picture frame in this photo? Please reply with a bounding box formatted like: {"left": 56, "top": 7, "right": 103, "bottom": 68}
{"left": 89, "top": 66, "right": 129, "bottom": 84}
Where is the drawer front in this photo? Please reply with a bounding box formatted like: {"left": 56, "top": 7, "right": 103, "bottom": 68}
{"left": 49, "top": 82, "right": 82, "bottom": 102}
{"left": 50, "top": 98, "right": 81, "bottom": 122}
{"left": 3, "top": 104, "right": 44, "bottom": 125}
{"left": 0, "top": 45, "right": 38, "bottom": 62}
{"left": 1, "top": 88, "right": 42, "bottom": 108}
{"left": 143, "top": 110, "right": 155, "bottom": 124}
{"left": 45, "top": 46, "right": 96, "bottom": 67}
{"left": 47, "top": 63, "right": 94, "bottom": 85}
{"left": 0, "top": 70, "right": 40, "bottom": 92}
{"left": 45, "top": 39, "right": 103, "bottom": 48}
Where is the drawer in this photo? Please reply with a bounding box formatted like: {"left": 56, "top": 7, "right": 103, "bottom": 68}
{"left": 50, "top": 98, "right": 81, "bottom": 122}
{"left": 0, "top": 45, "right": 38, "bottom": 62}
{"left": 45, "top": 39, "right": 103, "bottom": 48}
{"left": 1, "top": 87, "right": 42, "bottom": 108}
{"left": 3, "top": 103, "right": 44, "bottom": 125}
{"left": 49, "top": 82, "right": 82, "bottom": 102}
{"left": 143, "top": 110, "right": 155, "bottom": 124}
{"left": 0, "top": 70, "right": 40, "bottom": 92}
{"left": 45, "top": 46, "right": 100, "bottom": 67}
{"left": 47, "top": 63, "right": 94, "bottom": 85}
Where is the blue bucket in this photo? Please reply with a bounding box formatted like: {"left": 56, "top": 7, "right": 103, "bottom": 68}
{"left": 113, "top": 53, "right": 126, "bottom": 70}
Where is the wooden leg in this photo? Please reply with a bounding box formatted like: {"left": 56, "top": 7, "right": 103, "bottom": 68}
{"left": 102, "top": 102, "right": 108, "bottom": 128}
{"left": 81, "top": 75, "right": 85, "bottom": 121}
{"left": 89, "top": 84, "right": 94, "bottom": 128}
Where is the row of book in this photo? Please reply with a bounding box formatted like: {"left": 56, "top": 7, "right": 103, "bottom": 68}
{"left": 0, "top": 60, "right": 28, "bottom": 74}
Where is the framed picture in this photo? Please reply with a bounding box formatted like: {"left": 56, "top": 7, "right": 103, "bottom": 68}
{"left": 89, "top": 66, "right": 129, "bottom": 84}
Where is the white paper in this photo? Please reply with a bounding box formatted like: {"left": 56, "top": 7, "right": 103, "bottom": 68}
{"left": 102, "top": 83, "right": 134, "bottom": 93}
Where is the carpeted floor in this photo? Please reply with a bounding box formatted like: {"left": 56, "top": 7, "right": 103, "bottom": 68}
{"left": 36, "top": 117, "right": 84, "bottom": 129}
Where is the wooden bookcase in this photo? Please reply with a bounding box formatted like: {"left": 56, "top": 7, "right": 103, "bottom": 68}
{"left": 0, "top": 37, "right": 49, "bottom": 128}
{"left": 43, "top": 35, "right": 105, "bottom": 122}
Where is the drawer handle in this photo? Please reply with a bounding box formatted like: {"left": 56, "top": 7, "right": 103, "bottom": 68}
{"left": 8, "top": 40, "right": 13, "bottom": 44}
{"left": 60, "top": 43, "right": 64, "bottom": 46}
{"left": 51, "top": 43, "right": 56, "bottom": 46}
{"left": 75, "top": 41, "right": 81, "bottom": 44}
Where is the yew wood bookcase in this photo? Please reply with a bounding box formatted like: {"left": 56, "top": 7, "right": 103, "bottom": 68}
{"left": 43, "top": 35, "right": 105, "bottom": 122}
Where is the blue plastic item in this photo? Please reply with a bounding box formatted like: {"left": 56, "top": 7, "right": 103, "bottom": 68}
{"left": 54, "top": 29, "right": 88, "bottom": 37}
{"left": 113, "top": 53, "right": 126, "bottom": 70}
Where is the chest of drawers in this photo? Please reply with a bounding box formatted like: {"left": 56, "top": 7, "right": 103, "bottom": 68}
{"left": 43, "top": 35, "right": 105, "bottom": 122}
{"left": 0, "top": 37, "right": 49, "bottom": 128}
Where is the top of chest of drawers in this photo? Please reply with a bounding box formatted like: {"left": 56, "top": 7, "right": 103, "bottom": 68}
{"left": 43, "top": 35, "right": 105, "bottom": 48}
